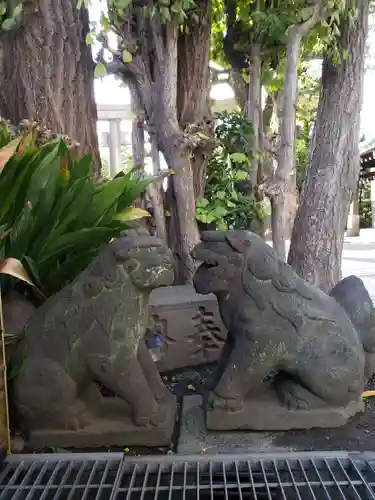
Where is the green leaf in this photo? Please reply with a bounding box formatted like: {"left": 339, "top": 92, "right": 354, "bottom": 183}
{"left": 1, "top": 18, "right": 15, "bottom": 30}
{"left": 213, "top": 206, "right": 228, "bottom": 218}
{"left": 76, "top": 0, "right": 90, "bottom": 8}
{"left": 160, "top": 6, "right": 171, "bottom": 21}
{"left": 40, "top": 228, "right": 115, "bottom": 263}
{"left": 100, "top": 11, "right": 109, "bottom": 32}
{"left": 113, "top": 207, "right": 150, "bottom": 222}
{"left": 197, "top": 197, "right": 209, "bottom": 207}
{"left": 230, "top": 152, "right": 248, "bottom": 164}
{"left": 12, "top": 3, "right": 22, "bottom": 18}
{"left": 23, "top": 256, "right": 42, "bottom": 288}
{"left": 300, "top": 7, "right": 314, "bottom": 22}
{"left": 234, "top": 170, "right": 248, "bottom": 181}
{"left": 85, "top": 32, "right": 95, "bottom": 45}
{"left": 114, "top": 0, "right": 132, "bottom": 9}
{"left": 71, "top": 154, "right": 92, "bottom": 180}
{"left": 216, "top": 191, "right": 226, "bottom": 200}
{"left": 94, "top": 62, "right": 107, "bottom": 78}
{"left": 122, "top": 49, "right": 132, "bottom": 63}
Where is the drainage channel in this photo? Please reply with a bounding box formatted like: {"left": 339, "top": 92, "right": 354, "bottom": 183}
{"left": 1, "top": 452, "right": 375, "bottom": 499}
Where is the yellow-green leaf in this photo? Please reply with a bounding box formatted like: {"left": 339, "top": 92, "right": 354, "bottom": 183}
{"left": 100, "top": 11, "right": 109, "bottom": 32}
{"left": 85, "top": 32, "right": 94, "bottom": 45}
{"left": 113, "top": 207, "right": 150, "bottom": 222}
{"left": 122, "top": 49, "right": 132, "bottom": 63}
{"left": 94, "top": 63, "right": 107, "bottom": 78}
{"left": 0, "top": 137, "right": 22, "bottom": 171}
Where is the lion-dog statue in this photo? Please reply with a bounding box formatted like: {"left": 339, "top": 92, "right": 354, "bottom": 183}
{"left": 192, "top": 230, "right": 375, "bottom": 431}
{"left": 11, "top": 229, "right": 177, "bottom": 447}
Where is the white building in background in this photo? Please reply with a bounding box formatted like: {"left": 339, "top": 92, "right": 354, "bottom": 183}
{"left": 94, "top": 73, "right": 237, "bottom": 176}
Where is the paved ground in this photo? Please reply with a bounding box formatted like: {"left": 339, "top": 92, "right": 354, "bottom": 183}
{"left": 342, "top": 229, "right": 375, "bottom": 301}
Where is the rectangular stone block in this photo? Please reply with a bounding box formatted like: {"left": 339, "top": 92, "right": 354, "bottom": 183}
{"left": 177, "top": 394, "right": 288, "bottom": 454}
{"left": 206, "top": 390, "right": 364, "bottom": 431}
{"left": 148, "top": 285, "right": 227, "bottom": 372}
{"left": 28, "top": 395, "right": 177, "bottom": 449}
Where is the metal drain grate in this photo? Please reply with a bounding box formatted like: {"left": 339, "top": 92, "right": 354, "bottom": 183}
{"left": 1, "top": 452, "right": 375, "bottom": 499}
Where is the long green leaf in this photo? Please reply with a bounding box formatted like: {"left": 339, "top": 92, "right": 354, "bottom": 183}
{"left": 71, "top": 153, "right": 93, "bottom": 180}
{"left": 8, "top": 201, "right": 35, "bottom": 260}
{"left": 39, "top": 227, "right": 116, "bottom": 263}
{"left": 26, "top": 141, "right": 62, "bottom": 206}
{"left": 88, "top": 177, "right": 137, "bottom": 226}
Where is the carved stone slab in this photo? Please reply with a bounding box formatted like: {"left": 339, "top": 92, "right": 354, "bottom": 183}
{"left": 206, "top": 389, "right": 364, "bottom": 432}
{"left": 148, "top": 285, "right": 227, "bottom": 372}
{"left": 28, "top": 385, "right": 177, "bottom": 449}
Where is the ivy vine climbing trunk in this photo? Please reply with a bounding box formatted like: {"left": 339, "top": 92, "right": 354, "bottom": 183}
{"left": 288, "top": 0, "right": 369, "bottom": 292}
{"left": 0, "top": 0, "right": 101, "bottom": 175}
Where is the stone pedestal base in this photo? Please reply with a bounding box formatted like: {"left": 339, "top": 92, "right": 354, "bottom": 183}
{"left": 206, "top": 391, "right": 364, "bottom": 431}
{"left": 28, "top": 395, "right": 177, "bottom": 449}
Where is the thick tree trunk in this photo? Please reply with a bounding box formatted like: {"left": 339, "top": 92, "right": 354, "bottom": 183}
{"left": 177, "top": 0, "right": 213, "bottom": 199}
{"left": 0, "top": 1, "right": 101, "bottom": 175}
{"left": 288, "top": 0, "right": 369, "bottom": 292}
{"left": 162, "top": 143, "right": 200, "bottom": 284}
{"left": 154, "top": 24, "right": 200, "bottom": 283}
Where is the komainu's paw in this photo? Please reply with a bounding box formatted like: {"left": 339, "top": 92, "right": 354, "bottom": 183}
{"left": 63, "top": 413, "right": 91, "bottom": 431}
{"left": 276, "top": 380, "right": 312, "bottom": 411}
{"left": 133, "top": 399, "right": 159, "bottom": 427}
{"left": 208, "top": 391, "right": 244, "bottom": 413}
{"left": 60, "top": 401, "right": 91, "bottom": 430}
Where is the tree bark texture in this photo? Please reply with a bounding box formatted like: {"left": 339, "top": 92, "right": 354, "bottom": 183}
{"left": 248, "top": 43, "right": 261, "bottom": 190}
{"left": 129, "top": 82, "right": 145, "bottom": 171}
{"left": 147, "top": 138, "right": 167, "bottom": 244}
{"left": 288, "top": 0, "right": 369, "bottom": 292}
{"left": 177, "top": 0, "right": 214, "bottom": 199}
{"left": 0, "top": 1, "right": 101, "bottom": 175}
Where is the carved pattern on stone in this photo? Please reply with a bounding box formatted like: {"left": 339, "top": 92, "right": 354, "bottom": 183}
{"left": 192, "top": 307, "right": 226, "bottom": 360}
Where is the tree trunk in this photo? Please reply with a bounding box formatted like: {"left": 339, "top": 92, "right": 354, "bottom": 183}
{"left": 268, "top": 11, "right": 321, "bottom": 260}
{"left": 177, "top": 0, "right": 213, "bottom": 199}
{"left": 147, "top": 138, "right": 167, "bottom": 243}
{"left": 154, "top": 24, "right": 200, "bottom": 284}
{"left": 248, "top": 43, "right": 261, "bottom": 190}
{"left": 230, "top": 71, "right": 248, "bottom": 110}
{"left": 0, "top": 1, "right": 101, "bottom": 175}
{"left": 162, "top": 143, "right": 200, "bottom": 284}
{"left": 288, "top": 0, "right": 369, "bottom": 292}
{"left": 129, "top": 82, "right": 145, "bottom": 171}
{"left": 269, "top": 31, "right": 303, "bottom": 260}
{"left": 109, "top": 10, "right": 202, "bottom": 283}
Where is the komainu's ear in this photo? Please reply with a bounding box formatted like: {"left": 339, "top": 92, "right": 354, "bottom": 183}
{"left": 225, "top": 233, "right": 251, "bottom": 254}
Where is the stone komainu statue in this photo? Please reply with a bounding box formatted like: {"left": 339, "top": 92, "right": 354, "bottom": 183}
{"left": 12, "top": 230, "right": 176, "bottom": 437}
{"left": 192, "top": 230, "right": 375, "bottom": 430}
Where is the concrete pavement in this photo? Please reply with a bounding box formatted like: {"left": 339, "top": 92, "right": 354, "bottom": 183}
{"left": 343, "top": 229, "right": 375, "bottom": 301}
